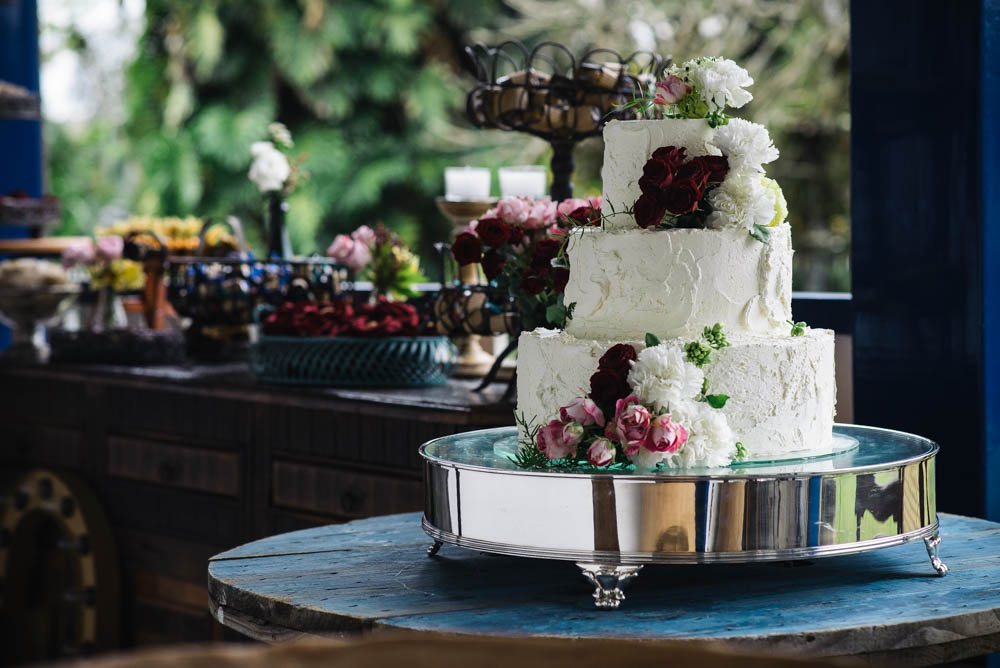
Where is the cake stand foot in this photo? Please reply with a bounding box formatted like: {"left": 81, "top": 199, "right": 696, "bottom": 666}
{"left": 924, "top": 531, "right": 948, "bottom": 576}
{"left": 427, "top": 540, "right": 443, "bottom": 557}
{"left": 576, "top": 563, "right": 643, "bottom": 610}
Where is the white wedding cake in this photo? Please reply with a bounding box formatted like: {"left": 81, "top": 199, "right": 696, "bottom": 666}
{"left": 515, "top": 57, "right": 836, "bottom": 469}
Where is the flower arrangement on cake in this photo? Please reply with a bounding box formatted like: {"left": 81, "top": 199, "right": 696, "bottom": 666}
{"left": 326, "top": 223, "right": 427, "bottom": 300}
{"left": 515, "top": 324, "right": 746, "bottom": 471}
{"left": 450, "top": 194, "right": 601, "bottom": 331}
{"left": 606, "top": 57, "right": 787, "bottom": 243}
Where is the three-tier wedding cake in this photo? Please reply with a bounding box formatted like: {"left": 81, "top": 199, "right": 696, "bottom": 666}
{"left": 515, "top": 57, "right": 836, "bottom": 470}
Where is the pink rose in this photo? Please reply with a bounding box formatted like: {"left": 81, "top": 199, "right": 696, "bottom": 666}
{"left": 586, "top": 438, "right": 616, "bottom": 467}
{"left": 605, "top": 394, "right": 651, "bottom": 455}
{"left": 523, "top": 198, "right": 557, "bottom": 229}
{"left": 351, "top": 225, "right": 376, "bottom": 248}
{"left": 645, "top": 414, "right": 689, "bottom": 453}
{"left": 557, "top": 198, "right": 590, "bottom": 218}
{"left": 536, "top": 419, "right": 583, "bottom": 460}
{"left": 497, "top": 196, "right": 530, "bottom": 225}
{"left": 61, "top": 240, "right": 95, "bottom": 268}
{"left": 95, "top": 235, "right": 124, "bottom": 262}
{"left": 653, "top": 75, "right": 691, "bottom": 106}
{"left": 327, "top": 235, "right": 372, "bottom": 272}
{"left": 464, "top": 219, "right": 479, "bottom": 237}
{"left": 559, "top": 397, "right": 605, "bottom": 427}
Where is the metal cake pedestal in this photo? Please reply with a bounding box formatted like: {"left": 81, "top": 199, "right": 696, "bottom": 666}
{"left": 419, "top": 424, "right": 945, "bottom": 609}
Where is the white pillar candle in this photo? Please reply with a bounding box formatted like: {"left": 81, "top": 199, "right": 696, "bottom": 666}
{"left": 499, "top": 165, "right": 547, "bottom": 199}
{"left": 444, "top": 167, "right": 491, "bottom": 201}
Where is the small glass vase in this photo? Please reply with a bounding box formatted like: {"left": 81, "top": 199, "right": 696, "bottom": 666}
{"left": 267, "top": 194, "right": 292, "bottom": 259}
{"left": 91, "top": 287, "right": 127, "bottom": 332}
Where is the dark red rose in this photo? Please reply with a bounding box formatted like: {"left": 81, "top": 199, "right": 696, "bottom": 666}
{"left": 451, "top": 232, "right": 482, "bottom": 265}
{"left": 507, "top": 225, "right": 527, "bottom": 246}
{"left": 650, "top": 146, "right": 687, "bottom": 171}
{"left": 533, "top": 238, "right": 562, "bottom": 261}
{"left": 589, "top": 367, "right": 631, "bottom": 412}
{"left": 567, "top": 206, "right": 598, "bottom": 226}
{"left": 674, "top": 161, "right": 710, "bottom": 191}
{"left": 633, "top": 192, "right": 667, "bottom": 228}
{"left": 692, "top": 155, "right": 729, "bottom": 182}
{"left": 598, "top": 343, "right": 638, "bottom": 374}
{"left": 640, "top": 158, "right": 670, "bottom": 195}
{"left": 482, "top": 249, "right": 507, "bottom": 281}
{"left": 552, "top": 267, "right": 570, "bottom": 294}
{"left": 519, "top": 272, "right": 546, "bottom": 296}
{"left": 476, "top": 217, "right": 512, "bottom": 248}
{"left": 661, "top": 178, "right": 702, "bottom": 215}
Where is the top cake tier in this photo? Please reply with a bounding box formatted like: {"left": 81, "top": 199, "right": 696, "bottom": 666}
{"left": 563, "top": 225, "right": 792, "bottom": 340}
{"left": 602, "top": 118, "right": 719, "bottom": 230}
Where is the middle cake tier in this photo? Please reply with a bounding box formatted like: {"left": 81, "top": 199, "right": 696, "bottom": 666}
{"left": 564, "top": 225, "right": 792, "bottom": 341}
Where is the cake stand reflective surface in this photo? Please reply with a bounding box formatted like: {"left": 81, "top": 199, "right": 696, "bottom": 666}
{"left": 420, "top": 424, "right": 944, "bottom": 609}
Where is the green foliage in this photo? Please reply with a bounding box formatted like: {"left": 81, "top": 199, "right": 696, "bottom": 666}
{"left": 702, "top": 323, "right": 730, "bottom": 350}
{"left": 645, "top": 332, "right": 662, "bottom": 348}
{"left": 788, "top": 320, "right": 807, "bottom": 337}
{"left": 735, "top": 442, "right": 748, "bottom": 460}
{"left": 684, "top": 340, "right": 712, "bottom": 368}
{"left": 750, "top": 224, "right": 771, "bottom": 244}
{"left": 705, "top": 394, "right": 729, "bottom": 409}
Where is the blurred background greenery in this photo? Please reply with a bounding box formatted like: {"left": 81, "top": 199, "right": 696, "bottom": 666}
{"left": 40, "top": 0, "right": 849, "bottom": 291}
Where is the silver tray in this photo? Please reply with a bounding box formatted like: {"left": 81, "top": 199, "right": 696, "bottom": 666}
{"left": 419, "top": 424, "right": 946, "bottom": 608}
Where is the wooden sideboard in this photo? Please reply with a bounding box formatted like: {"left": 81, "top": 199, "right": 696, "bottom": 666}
{"left": 0, "top": 364, "right": 512, "bottom": 650}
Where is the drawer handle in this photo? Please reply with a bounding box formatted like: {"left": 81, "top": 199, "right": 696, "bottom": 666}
{"left": 157, "top": 461, "right": 178, "bottom": 483}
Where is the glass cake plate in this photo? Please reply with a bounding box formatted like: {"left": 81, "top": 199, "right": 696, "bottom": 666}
{"left": 419, "top": 424, "right": 945, "bottom": 609}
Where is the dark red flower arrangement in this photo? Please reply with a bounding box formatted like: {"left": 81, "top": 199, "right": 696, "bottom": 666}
{"left": 633, "top": 146, "right": 729, "bottom": 229}
{"left": 588, "top": 343, "right": 638, "bottom": 416}
{"left": 262, "top": 297, "right": 426, "bottom": 338}
{"left": 449, "top": 195, "right": 602, "bottom": 331}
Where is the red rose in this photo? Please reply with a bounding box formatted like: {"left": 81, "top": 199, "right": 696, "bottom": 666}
{"left": 451, "top": 232, "right": 482, "bottom": 265}
{"left": 476, "top": 217, "right": 512, "bottom": 248}
{"left": 568, "top": 206, "right": 601, "bottom": 227}
{"left": 552, "top": 267, "right": 570, "bottom": 294}
{"left": 634, "top": 192, "right": 667, "bottom": 228}
{"left": 507, "top": 225, "right": 527, "bottom": 246}
{"left": 651, "top": 146, "right": 687, "bottom": 171}
{"left": 589, "top": 367, "right": 631, "bottom": 413}
{"left": 519, "top": 272, "right": 546, "bottom": 296}
{"left": 482, "top": 250, "right": 506, "bottom": 281}
{"left": 640, "top": 158, "right": 670, "bottom": 195}
{"left": 661, "top": 178, "right": 702, "bottom": 215}
{"left": 598, "top": 343, "right": 637, "bottom": 374}
{"left": 533, "top": 238, "right": 562, "bottom": 261}
{"left": 692, "top": 155, "right": 729, "bottom": 182}
{"left": 674, "top": 161, "right": 710, "bottom": 191}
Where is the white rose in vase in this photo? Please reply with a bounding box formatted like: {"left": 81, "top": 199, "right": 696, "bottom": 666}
{"left": 248, "top": 141, "right": 291, "bottom": 193}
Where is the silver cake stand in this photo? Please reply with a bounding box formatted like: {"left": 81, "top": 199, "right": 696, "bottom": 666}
{"left": 419, "top": 424, "right": 945, "bottom": 609}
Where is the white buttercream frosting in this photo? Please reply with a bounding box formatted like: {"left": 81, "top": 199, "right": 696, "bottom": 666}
{"left": 516, "top": 327, "right": 836, "bottom": 460}
{"left": 601, "top": 118, "right": 719, "bottom": 229}
{"left": 563, "top": 225, "right": 792, "bottom": 340}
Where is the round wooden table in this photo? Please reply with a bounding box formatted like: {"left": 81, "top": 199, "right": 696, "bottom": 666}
{"left": 208, "top": 512, "right": 1000, "bottom": 665}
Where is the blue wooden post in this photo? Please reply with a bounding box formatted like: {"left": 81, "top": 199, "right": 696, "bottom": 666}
{"left": 983, "top": 0, "right": 1000, "bottom": 521}
{"left": 851, "top": 0, "right": 1000, "bottom": 518}
{"left": 0, "top": 0, "right": 42, "bottom": 349}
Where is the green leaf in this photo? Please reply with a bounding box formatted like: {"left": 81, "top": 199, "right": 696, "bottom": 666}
{"left": 735, "top": 442, "right": 747, "bottom": 460}
{"left": 545, "top": 303, "right": 567, "bottom": 327}
{"left": 706, "top": 394, "right": 729, "bottom": 409}
{"left": 750, "top": 224, "right": 771, "bottom": 244}
{"left": 645, "top": 332, "right": 661, "bottom": 347}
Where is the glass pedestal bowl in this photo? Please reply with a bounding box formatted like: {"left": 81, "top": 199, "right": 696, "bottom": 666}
{"left": 0, "top": 286, "right": 81, "bottom": 363}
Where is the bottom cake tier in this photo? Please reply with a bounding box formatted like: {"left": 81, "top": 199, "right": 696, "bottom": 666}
{"left": 517, "top": 327, "right": 836, "bottom": 462}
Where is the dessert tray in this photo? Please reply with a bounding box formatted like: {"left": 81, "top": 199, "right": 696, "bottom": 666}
{"left": 420, "top": 424, "right": 946, "bottom": 609}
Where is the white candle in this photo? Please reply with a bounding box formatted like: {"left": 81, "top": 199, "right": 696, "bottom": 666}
{"left": 499, "top": 165, "right": 547, "bottom": 198}
{"left": 444, "top": 166, "right": 491, "bottom": 201}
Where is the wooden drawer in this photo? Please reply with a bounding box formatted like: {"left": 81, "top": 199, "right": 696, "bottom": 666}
{"left": 272, "top": 460, "right": 421, "bottom": 520}
{"left": 107, "top": 436, "right": 240, "bottom": 497}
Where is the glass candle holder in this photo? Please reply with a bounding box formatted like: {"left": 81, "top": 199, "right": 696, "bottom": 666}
{"left": 444, "top": 166, "right": 491, "bottom": 201}
{"left": 499, "top": 165, "right": 547, "bottom": 199}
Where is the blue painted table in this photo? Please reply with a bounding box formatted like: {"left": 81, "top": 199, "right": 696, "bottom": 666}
{"left": 208, "top": 512, "right": 1000, "bottom": 665}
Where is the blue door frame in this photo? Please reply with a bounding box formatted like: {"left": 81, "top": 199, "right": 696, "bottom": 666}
{"left": 851, "top": 0, "right": 1000, "bottom": 519}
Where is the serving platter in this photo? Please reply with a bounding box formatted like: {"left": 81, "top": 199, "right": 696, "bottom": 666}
{"left": 419, "top": 424, "right": 945, "bottom": 609}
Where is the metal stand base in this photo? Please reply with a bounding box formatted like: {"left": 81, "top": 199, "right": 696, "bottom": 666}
{"left": 576, "top": 563, "right": 643, "bottom": 610}
{"left": 924, "top": 531, "right": 948, "bottom": 576}
{"left": 427, "top": 540, "right": 443, "bottom": 557}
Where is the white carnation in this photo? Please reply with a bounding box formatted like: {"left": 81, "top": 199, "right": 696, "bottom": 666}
{"left": 627, "top": 344, "right": 704, "bottom": 412}
{"left": 710, "top": 118, "right": 779, "bottom": 173}
{"left": 248, "top": 141, "right": 291, "bottom": 193}
{"left": 628, "top": 446, "right": 666, "bottom": 471}
{"left": 706, "top": 171, "right": 776, "bottom": 232}
{"left": 687, "top": 57, "right": 753, "bottom": 111}
{"left": 661, "top": 400, "right": 736, "bottom": 469}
